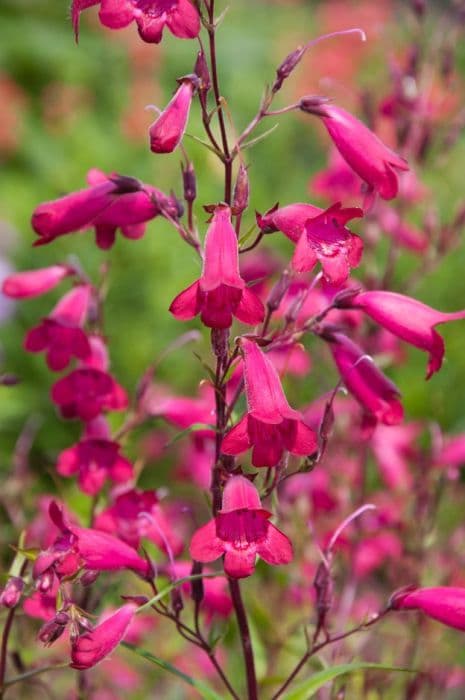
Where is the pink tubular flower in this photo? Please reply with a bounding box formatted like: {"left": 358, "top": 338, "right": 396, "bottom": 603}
{"left": 51, "top": 368, "right": 128, "bottom": 421}
{"left": 390, "top": 587, "right": 465, "bottom": 631}
{"left": 346, "top": 290, "right": 465, "bottom": 379}
{"left": 305, "top": 104, "right": 409, "bottom": 200}
{"left": 258, "top": 202, "right": 363, "bottom": 284}
{"left": 323, "top": 330, "right": 403, "bottom": 427}
{"left": 2, "top": 265, "right": 73, "bottom": 299}
{"left": 190, "top": 476, "right": 293, "bottom": 578}
{"left": 57, "top": 419, "right": 133, "bottom": 496}
{"left": 24, "top": 285, "right": 92, "bottom": 371}
{"left": 222, "top": 338, "right": 317, "bottom": 467}
{"left": 72, "top": 0, "right": 200, "bottom": 44}
{"left": 70, "top": 603, "right": 137, "bottom": 670}
{"left": 31, "top": 169, "right": 180, "bottom": 250}
{"left": 169, "top": 205, "right": 265, "bottom": 329}
{"left": 149, "top": 77, "right": 197, "bottom": 154}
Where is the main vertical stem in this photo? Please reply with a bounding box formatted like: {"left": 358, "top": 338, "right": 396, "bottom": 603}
{"left": 228, "top": 578, "right": 258, "bottom": 700}
{"left": 0, "top": 608, "right": 15, "bottom": 698}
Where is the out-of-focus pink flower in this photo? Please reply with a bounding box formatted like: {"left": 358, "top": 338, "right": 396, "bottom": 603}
{"left": 323, "top": 330, "right": 403, "bottom": 427}
{"left": 309, "top": 148, "right": 363, "bottom": 203}
{"left": 149, "top": 77, "right": 197, "bottom": 154}
{"left": 24, "top": 285, "right": 92, "bottom": 371}
{"left": 170, "top": 205, "right": 265, "bottom": 329}
{"left": 305, "top": 104, "right": 409, "bottom": 200}
{"left": 390, "top": 587, "right": 465, "bottom": 631}
{"left": 376, "top": 204, "right": 427, "bottom": 252}
{"left": 51, "top": 367, "right": 128, "bottom": 421}
{"left": 370, "top": 423, "right": 419, "bottom": 490}
{"left": 267, "top": 343, "right": 311, "bottom": 378}
{"left": 2, "top": 265, "right": 74, "bottom": 299}
{"left": 177, "top": 436, "right": 215, "bottom": 490}
{"left": 57, "top": 419, "right": 133, "bottom": 495}
{"left": 190, "top": 476, "right": 293, "bottom": 578}
{"left": 31, "top": 169, "right": 180, "bottom": 250}
{"left": 145, "top": 383, "right": 216, "bottom": 437}
{"left": 436, "top": 434, "right": 465, "bottom": 468}
{"left": 70, "top": 603, "right": 137, "bottom": 670}
{"left": 94, "top": 487, "right": 184, "bottom": 556}
{"left": 353, "top": 532, "right": 403, "bottom": 578}
{"left": 72, "top": 0, "right": 200, "bottom": 44}
{"left": 222, "top": 338, "right": 317, "bottom": 467}
{"left": 347, "top": 290, "right": 465, "bottom": 379}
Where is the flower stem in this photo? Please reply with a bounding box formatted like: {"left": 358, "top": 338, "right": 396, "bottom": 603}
{"left": 228, "top": 578, "right": 258, "bottom": 700}
{"left": 0, "top": 607, "right": 15, "bottom": 698}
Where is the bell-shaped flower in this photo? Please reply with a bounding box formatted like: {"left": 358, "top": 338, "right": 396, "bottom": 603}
{"left": 190, "top": 476, "right": 293, "bottom": 578}
{"left": 57, "top": 418, "right": 133, "bottom": 495}
{"left": 346, "top": 290, "right": 465, "bottom": 379}
{"left": 2, "top": 265, "right": 74, "bottom": 299}
{"left": 222, "top": 338, "right": 317, "bottom": 467}
{"left": 257, "top": 202, "right": 363, "bottom": 284}
{"left": 51, "top": 367, "right": 128, "bottom": 421}
{"left": 32, "top": 169, "right": 180, "bottom": 250}
{"left": 304, "top": 103, "right": 409, "bottom": 200}
{"left": 72, "top": 0, "right": 200, "bottom": 44}
{"left": 24, "top": 285, "right": 92, "bottom": 371}
{"left": 390, "top": 587, "right": 465, "bottom": 632}
{"left": 149, "top": 77, "right": 197, "bottom": 154}
{"left": 70, "top": 603, "right": 137, "bottom": 670}
{"left": 170, "top": 205, "right": 265, "bottom": 329}
{"left": 323, "top": 329, "right": 403, "bottom": 427}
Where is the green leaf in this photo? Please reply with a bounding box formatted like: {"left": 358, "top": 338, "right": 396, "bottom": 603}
{"left": 122, "top": 643, "right": 224, "bottom": 700}
{"left": 283, "top": 662, "right": 413, "bottom": 700}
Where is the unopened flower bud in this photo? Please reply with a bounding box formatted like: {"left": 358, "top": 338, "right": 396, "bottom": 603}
{"left": 38, "top": 612, "right": 70, "bottom": 646}
{"left": 0, "top": 374, "right": 20, "bottom": 387}
{"left": 0, "top": 577, "right": 24, "bottom": 608}
{"left": 232, "top": 164, "right": 250, "bottom": 215}
{"left": 171, "top": 588, "right": 184, "bottom": 616}
{"left": 410, "top": 0, "right": 426, "bottom": 18}
{"left": 182, "top": 161, "right": 197, "bottom": 203}
{"left": 80, "top": 569, "right": 100, "bottom": 586}
{"left": 36, "top": 571, "right": 55, "bottom": 594}
{"left": 266, "top": 271, "right": 291, "bottom": 312}
{"left": 273, "top": 46, "right": 306, "bottom": 92}
{"left": 195, "top": 50, "right": 211, "bottom": 94}
{"left": 190, "top": 560, "right": 204, "bottom": 604}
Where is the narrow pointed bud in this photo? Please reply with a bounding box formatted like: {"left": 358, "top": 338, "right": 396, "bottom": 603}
{"left": 149, "top": 76, "right": 198, "bottom": 154}
{"left": 190, "top": 560, "right": 204, "bottom": 605}
{"left": 232, "top": 164, "right": 250, "bottom": 216}
{"left": 266, "top": 271, "right": 291, "bottom": 312}
{"left": 38, "top": 611, "right": 70, "bottom": 646}
{"left": 195, "top": 49, "right": 211, "bottom": 94}
{"left": 0, "top": 577, "right": 24, "bottom": 608}
{"left": 2, "top": 265, "right": 74, "bottom": 299}
{"left": 273, "top": 45, "right": 306, "bottom": 92}
{"left": 182, "top": 160, "right": 197, "bottom": 203}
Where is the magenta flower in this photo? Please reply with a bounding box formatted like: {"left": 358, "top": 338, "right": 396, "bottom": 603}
{"left": 70, "top": 603, "right": 137, "bottom": 670}
{"left": 24, "top": 285, "right": 92, "bottom": 371}
{"left": 2, "top": 265, "right": 74, "bottom": 299}
{"left": 73, "top": 0, "right": 200, "bottom": 44}
{"left": 57, "top": 419, "right": 133, "bottom": 496}
{"left": 323, "top": 330, "right": 403, "bottom": 427}
{"left": 94, "top": 488, "right": 184, "bottom": 556}
{"left": 190, "top": 476, "right": 293, "bottom": 578}
{"left": 310, "top": 148, "right": 363, "bottom": 203}
{"left": 347, "top": 290, "right": 465, "bottom": 379}
{"left": 305, "top": 104, "right": 409, "bottom": 200}
{"left": 31, "top": 169, "right": 180, "bottom": 250}
{"left": 51, "top": 367, "right": 128, "bottom": 421}
{"left": 222, "top": 338, "right": 317, "bottom": 467}
{"left": 390, "top": 587, "right": 465, "bottom": 632}
{"left": 149, "top": 77, "right": 197, "bottom": 154}
{"left": 170, "top": 205, "right": 265, "bottom": 329}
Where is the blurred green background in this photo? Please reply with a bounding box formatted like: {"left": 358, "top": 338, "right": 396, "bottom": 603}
{"left": 1, "top": 0, "right": 465, "bottom": 513}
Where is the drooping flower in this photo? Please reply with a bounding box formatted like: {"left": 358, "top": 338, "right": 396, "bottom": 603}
{"left": 72, "top": 0, "right": 200, "bottom": 44}
{"left": 344, "top": 290, "right": 465, "bottom": 379}
{"left": 302, "top": 102, "right": 409, "bottom": 201}
{"left": 190, "top": 476, "right": 293, "bottom": 578}
{"left": 170, "top": 205, "right": 265, "bottom": 329}
{"left": 390, "top": 587, "right": 465, "bottom": 631}
{"left": 70, "top": 603, "right": 137, "bottom": 670}
{"left": 57, "top": 418, "right": 133, "bottom": 495}
{"left": 322, "top": 329, "right": 403, "bottom": 428}
{"left": 222, "top": 338, "right": 317, "bottom": 467}
{"left": 31, "top": 169, "right": 180, "bottom": 250}
{"left": 2, "top": 265, "right": 74, "bottom": 299}
{"left": 51, "top": 367, "right": 127, "bottom": 421}
{"left": 257, "top": 202, "right": 363, "bottom": 284}
{"left": 149, "top": 76, "right": 197, "bottom": 154}
{"left": 24, "top": 285, "right": 92, "bottom": 371}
